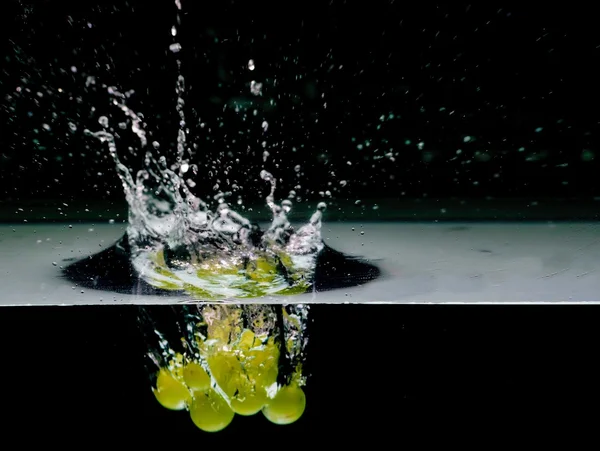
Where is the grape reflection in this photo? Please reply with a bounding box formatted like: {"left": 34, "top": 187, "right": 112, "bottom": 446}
{"left": 141, "top": 304, "right": 308, "bottom": 432}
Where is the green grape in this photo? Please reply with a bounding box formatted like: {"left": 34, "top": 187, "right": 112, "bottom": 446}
{"left": 237, "top": 329, "right": 256, "bottom": 351}
{"left": 183, "top": 362, "right": 211, "bottom": 393}
{"left": 190, "top": 389, "right": 235, "bottom": 432}
{"left": 262, "top": 384, "right": 306, "bottom": 425}
{"left": 207, "top": 352, "right": 242, "bottom": 397}
{"left": 248, "top": 340, "right": 279, "bottom": 366}
{"left": 246, "top": 256, "right": 278, "bottom": 283}
{"left": 246, "top": 343, "right": 279, "bottom": 389}
{"left": 231, "top": 381, "right": 267, "bottom": 416}
{"left": 275, "top": 283, "right": 310, "bottom": 295}
{"left": 196, "top": 259, "right": 241, "bottom": 278}
{"left": 255, "top": 365, "right": 278, "bottom": 390}
{"left": 153, "top": 368, "right": 191, "bottom": 411}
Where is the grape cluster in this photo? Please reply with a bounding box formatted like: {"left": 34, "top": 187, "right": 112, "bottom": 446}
{"left": 152, "top": 321, "right": 306, "bottom": 432}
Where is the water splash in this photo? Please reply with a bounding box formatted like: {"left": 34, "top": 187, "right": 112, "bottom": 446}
{"left": 85, "top": 112, "right": 325, "bottom": 299}
{"left": 83, "top": 3, "right": 326, "bottom": 300}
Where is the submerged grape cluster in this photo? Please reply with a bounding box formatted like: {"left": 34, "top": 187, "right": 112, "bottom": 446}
{"left": 150, "top": 305, "right": 307, "bottom": 432}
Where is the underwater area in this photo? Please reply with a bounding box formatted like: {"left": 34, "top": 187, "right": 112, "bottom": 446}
{"left": 1, "top": 0, "right": 600, "bottom": 444}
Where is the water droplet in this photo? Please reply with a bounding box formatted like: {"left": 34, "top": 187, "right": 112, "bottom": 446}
{"left": 180, "top": 163, "right": 189, "bottom": 173}
{"left": 360, "top": 231, "right": 365, "bottom": 235}
{"left": 109, "top": 219, "right": 115, "bottom": 224}
{"left": 171, "top": 26, "right": 177, "bottom": 36}
{"left": 248, "top": 59, "right": 255, "bottom": 71}
{"left": 98, "top": 116, "right": 109, "bottom": 127}
{"left": 294, "top": 165, "right": 301, "bottom": 172}
{"left": 260, "top": 170, "right": 273, "bottom": 182}
{"left": 68, "top": 225, "right": 73, "bottom": 229}
{"left": 250, "top": 80, "right": 262, "bottom": 96}
{"left": 262, "top": 121, "right": 269, "bottom": 132}
{"left": 52, "top": 262, "right": 57, "bottom": 266}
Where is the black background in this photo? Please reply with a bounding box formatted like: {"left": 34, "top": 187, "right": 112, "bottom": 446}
{"left": 2, "top": 1, "right": 600, "bottom": 444}
{"left": 2, "top": 1, "right": 600, "bottom": 206}
{"left": 1, "top": 305, "right": 599, "bottom": 444}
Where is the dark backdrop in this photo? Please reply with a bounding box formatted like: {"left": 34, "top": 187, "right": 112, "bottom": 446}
{"left": 1, "top": 305, "right": 599, "bottom": 444}
{"left": 2, "top": 3, "right": 600, "bottom": 443}
{"left": 2, "top": 1, "right": 600, "bottom": 207}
